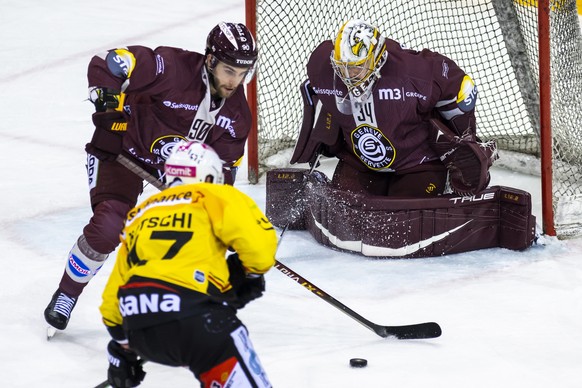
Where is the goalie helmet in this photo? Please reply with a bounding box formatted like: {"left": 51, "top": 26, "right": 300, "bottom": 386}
{"left": 330, "top": 20, "right": 388, "bottom": 99}
{"left": 165, "top": 141, "right": 224, "bottom": 186}
{"left": 206, "top": 22, "right": 257, "bottom": 76}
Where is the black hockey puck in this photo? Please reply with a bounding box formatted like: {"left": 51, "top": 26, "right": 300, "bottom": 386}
{"left": 349, "top": 358, "right": 367, "bottom": 368}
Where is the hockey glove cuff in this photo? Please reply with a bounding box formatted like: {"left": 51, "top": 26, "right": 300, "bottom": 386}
{"left": 107, "top": 340, "right": 146, "bottom": 388}
{"left": 86, "top": 111, "right": 127, "bottom": 161}
{"left": 105, "top": 323, "right": 128, "bottom": 344}
{"left": 227, "top": 253, "right": 266, "bottom": 309}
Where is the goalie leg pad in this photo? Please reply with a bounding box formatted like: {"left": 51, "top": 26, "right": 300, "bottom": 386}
{"left": 302, "top": 183, "right": 535, "bottom": 258}
{"left": 266, "top": 169, "right": 309, "bottom": 229}
{"left": 266, "top": 168, "right": 329, "bottom": 230}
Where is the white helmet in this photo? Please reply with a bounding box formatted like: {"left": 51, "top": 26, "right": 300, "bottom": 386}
{"left": 330, "top": 20, "right": 387, "bottom": 100}
{"left": 165, "top": 141, "right": 225, "bottom": 185}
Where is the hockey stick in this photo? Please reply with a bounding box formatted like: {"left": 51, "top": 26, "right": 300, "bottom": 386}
{"left": 116, "top": 154, "right": 166, "bottom": 191}
{"left": 115, "top": 154, "right": 441, "bottom": 340}
{"left": 274, "top": 260, "right": 441, "bottom": 339}
{"left": 93, "top": 380, "right": 110, "bottom": 388}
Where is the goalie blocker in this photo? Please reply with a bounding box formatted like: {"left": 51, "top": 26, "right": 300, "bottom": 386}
{"left": 266, "top": 168, "right": 535, "bottom": 258}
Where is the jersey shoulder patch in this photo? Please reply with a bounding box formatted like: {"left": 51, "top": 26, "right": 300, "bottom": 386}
{"left": 457, "top": 75, "right": 477, "bottom": 112}
{"left": 106, "top": 48, "right": 137, "bottom": 79}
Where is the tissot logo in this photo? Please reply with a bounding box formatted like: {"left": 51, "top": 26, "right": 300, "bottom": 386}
{"left": 155, "top": 54, "right": 165, "bottom": 75}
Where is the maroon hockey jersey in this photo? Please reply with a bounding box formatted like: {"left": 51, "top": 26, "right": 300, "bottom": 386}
{"left": 306, "top": 39, "right": 477, "bottom": 174}
{"left": 87, "top": 46, "right": 252, "bottom": 183}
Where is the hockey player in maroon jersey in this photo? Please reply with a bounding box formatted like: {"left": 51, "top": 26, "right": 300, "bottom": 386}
{"left": 101, "top": 142, "right": 276, "bottom": 388}
{"left": 268, "top": 20, "right": 534, "bottom": 258}
{"left": 291, "top": 19, "right": 497, "bottom": 197}
{"left": 45, "top": 22, "right": 259, "bottom": 332}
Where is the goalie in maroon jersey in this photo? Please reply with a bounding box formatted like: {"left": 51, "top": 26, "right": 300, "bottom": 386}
{"left": 269, "top": 19, "right": 531, "bottom": 259}
{"left": 44, "top": 22, "right": 259, "bottom": 332}
{"left": 291, "top": 19, "right": 498, "bottom": 197}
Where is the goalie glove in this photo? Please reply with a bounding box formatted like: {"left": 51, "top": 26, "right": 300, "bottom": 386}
{"left": 429, "top": 118, "right": 498, "bottom": 196}
{"left": 227, "top": 253, "right": 266, "bottom": 309}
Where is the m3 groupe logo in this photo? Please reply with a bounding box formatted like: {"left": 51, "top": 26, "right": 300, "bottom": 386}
{"left": 378, "top": 87, "right": 427, "bottom": 101}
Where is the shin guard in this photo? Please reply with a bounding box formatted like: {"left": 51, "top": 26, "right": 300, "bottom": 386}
{"left": 60, "top": 235, "right": 108, "bottom": 296}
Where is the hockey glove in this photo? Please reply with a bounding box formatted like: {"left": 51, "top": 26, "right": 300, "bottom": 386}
{"left": 429, "top": 118, "right": 498, "bottom": 196}
{"left": 227, "top": 253, "right": 266, "bottom": 309}
{"left": 88, "top": 87, "right": 122, "bottom": 112}
{"left": 85, "top": 111, "right": 127, "bottom": 161}
{"left": 107, "top": 340, "right": 146, "bottom": 388}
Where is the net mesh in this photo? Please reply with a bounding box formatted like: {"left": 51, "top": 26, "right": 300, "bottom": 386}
{"left": 253, "top": 0, "right": 582, "bottom": 237}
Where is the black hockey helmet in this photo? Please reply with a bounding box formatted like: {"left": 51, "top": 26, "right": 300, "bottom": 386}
{"left": 206, "top": 22, "right": 258, "bottom": 69}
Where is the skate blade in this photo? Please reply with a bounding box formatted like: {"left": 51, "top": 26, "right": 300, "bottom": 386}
{"left": 47, "top": 326, "right": 58, "bottom": 341}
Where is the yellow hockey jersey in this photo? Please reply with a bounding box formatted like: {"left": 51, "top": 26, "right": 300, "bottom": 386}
{"left": 100, "top": 182, "right": 277, "bottom": 335}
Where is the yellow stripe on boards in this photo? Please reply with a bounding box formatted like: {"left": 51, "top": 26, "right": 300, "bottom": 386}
{"left": 514, "top": 0, "right": 579, "bottom": 12}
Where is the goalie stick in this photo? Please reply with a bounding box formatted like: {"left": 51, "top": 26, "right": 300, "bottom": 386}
{"left": 115, "top": 153, "right": 442, "bottom": 339}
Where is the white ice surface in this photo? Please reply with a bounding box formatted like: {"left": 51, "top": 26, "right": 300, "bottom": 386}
{"left": 1, "top": 2, "right": 581, "bottom": 387}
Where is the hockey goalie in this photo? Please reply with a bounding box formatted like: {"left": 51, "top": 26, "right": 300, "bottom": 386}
{"left": 265, "top": 20, "right": 536, "bottom": 258}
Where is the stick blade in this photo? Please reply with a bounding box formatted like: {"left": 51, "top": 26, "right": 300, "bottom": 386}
{"left": 376, "top": 322, "right": 442, "bottom": 340}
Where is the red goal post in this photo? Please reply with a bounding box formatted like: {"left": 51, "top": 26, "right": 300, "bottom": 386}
{"left": 246, "top": 0, "right": 582, "bottom": 238}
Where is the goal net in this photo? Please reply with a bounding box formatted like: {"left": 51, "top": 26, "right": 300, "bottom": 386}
{"left": 246, "top": 0, "right": 582, "bottom": 238}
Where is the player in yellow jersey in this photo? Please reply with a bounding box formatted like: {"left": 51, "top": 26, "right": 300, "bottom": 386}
{"left": 100, "top": 141, "right": 277, "bottom": 388}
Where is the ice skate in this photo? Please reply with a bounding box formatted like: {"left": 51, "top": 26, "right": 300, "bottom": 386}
{"left": 44, "top": 289, "right": 77, "bottom": 333}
